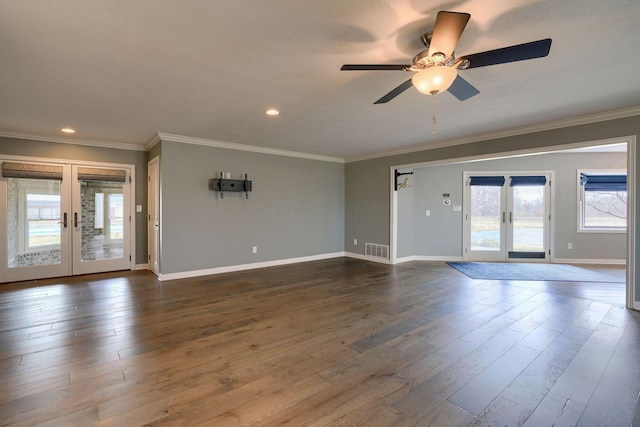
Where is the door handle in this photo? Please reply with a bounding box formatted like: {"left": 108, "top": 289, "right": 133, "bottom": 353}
{"left": 502, "top": 212, "right": 506, "bottom": 223}
{"left": 509, "top": 211, "right": 513, "bottom": 224}
{"left": 58, "top": 212, "right": 68, "bottom": 228}
{"left": 74, "top": 212, "right": 83, "bottom": 227}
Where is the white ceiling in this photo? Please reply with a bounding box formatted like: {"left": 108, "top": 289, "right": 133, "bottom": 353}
{"left": 1, "top": 0, "right": 639, "bottom": 160}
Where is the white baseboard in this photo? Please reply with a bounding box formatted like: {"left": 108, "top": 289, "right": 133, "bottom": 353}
{"left": 412, "top": 255, "right": 464, "bottom": 262}
{"left": 344, "top": 252, "right": 391, "bottom": 265}
{"left": 552, "top": 258, "right": 626, "bottom": 266}
{"left": 157, "top": 252, "right": 345, "bottom": 281}
{"left": 394, "top": 255, "right": 464, "bottom": 264}
{"left": 394, "top": 256, "right": 624, "bottom": 266}
{"left": 134, "top": 263, "right": 149, "bottom": 271}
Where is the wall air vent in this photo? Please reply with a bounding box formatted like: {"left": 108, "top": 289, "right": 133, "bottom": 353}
{"left": 365, "top": 242, "right": 389, "bottom": 259}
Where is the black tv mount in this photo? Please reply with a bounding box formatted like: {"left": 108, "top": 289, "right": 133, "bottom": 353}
{"left": 210, "top": 172, "right": 252, "bottom": 199}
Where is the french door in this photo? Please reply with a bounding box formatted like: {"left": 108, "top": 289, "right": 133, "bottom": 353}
{"left": 0, "top": 160, "right": 131, "bottom": 282}
{"left": 463, "top": 173, "right": 551, "bottom": 262}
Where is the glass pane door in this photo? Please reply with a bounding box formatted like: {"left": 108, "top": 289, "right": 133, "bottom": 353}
{"left": 464, "top": 173, "right": 550, "bottom": 262}
{"left": 72, "top": 166, "right": 130, "bottom": 275}
{"left": 508, "top": 177, "right": 549, "bottom": 260}
{"left": 1, "top": 162, "right": 131, "bottom": 283}
{"left": 0, "top": 166, "right": 71, "bottom": 282}
{"left": 465, "top": 177, "right": 507, "bottom": 261}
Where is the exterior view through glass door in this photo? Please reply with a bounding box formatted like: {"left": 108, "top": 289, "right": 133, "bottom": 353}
{"left": 463, "top": 173, "right": 551, "bottom": 262}
{"left": 0, "top": 161, "right": 131, "bottom": 282}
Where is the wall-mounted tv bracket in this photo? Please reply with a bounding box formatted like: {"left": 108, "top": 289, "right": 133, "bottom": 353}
{"left": 394, "top": 170, "right": 413, "bottom": 191}
{"left": 210, "top": 172, "right": 252, "bottom": 199}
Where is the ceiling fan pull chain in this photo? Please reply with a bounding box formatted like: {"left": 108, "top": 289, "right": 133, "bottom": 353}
{"left": 432, "top": 93, "right": 437, "bottom": 135}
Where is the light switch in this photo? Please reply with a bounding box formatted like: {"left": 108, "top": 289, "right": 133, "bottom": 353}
{"left": 453, "top": 205, "right": 461, "bottom": 212}
{"left": 425, "top": 210, "right": 431, "bottom": 216}
{"left": 136, "top": 205, "right": 143, "bottom": 212}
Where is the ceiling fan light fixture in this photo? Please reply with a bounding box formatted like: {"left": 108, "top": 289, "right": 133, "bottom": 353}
{"left": 411, "top": 66, "right": 457, "bottom": 95}
{"left": 431, "top": 52, "right": 446, "bottom": 63}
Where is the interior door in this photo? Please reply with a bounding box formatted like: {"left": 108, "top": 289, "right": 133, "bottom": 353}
{"left": 464, "top": 173, "right": 550, "bottom": 262}
{"left": 147, "top": 157, "right": 159, "bottom": 276}
{"left": 71, "top": 166, "right": 131, "bottom": 275}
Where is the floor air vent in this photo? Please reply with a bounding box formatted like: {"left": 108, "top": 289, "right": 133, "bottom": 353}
{"left": 365, "top": 242, "right": 389, "bottom": 259}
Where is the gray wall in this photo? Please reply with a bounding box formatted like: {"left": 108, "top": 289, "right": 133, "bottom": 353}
{"left": 159, "top": 140, "right": 344, "bottom": 274}
{"left": 345, "top": 114, "right": 640, "bottom": 301}
{"left": 399, "top": 151, "right": 627, "bottom": 260}
{"left": 0, "top": 136, "right": 148, "bottom": 264}
{"left": 410, "top": 165, "right": 464, "bottom": 257}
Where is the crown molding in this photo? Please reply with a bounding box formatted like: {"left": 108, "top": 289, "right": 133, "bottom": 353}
{"left": 2, "top": 105, "right": 638, "bottom": 162}
{"left": 156, "top": 132, "right": 345, "bottom": 163}
{"left": 345, "top": 106, "right": 640, "bottom": 163}
{"left": 0, "top": 130, "right": 148, "bottom": 152}
{"left": 145, "top": 133, "right": 162, "bottom": 151}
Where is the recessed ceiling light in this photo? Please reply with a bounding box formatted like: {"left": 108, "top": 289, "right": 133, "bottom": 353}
{"left": 265, "top": 109, "right": 279, "bottom": 116}
{"left": 61, "top": 128, "right": 76, "bottom": 134}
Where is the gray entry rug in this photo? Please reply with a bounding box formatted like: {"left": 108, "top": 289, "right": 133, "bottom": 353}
{"left": 447, "top": 262, "right": 624, "bottom": 282}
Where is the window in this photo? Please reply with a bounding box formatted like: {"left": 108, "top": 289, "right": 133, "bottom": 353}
{"left": 26, "top": 193, "right": 61, "bottom": 249}
{"left": 90, "top": 187, "right": 124, "bottom": 241}
{"left": 106, "top": 192, "right": 124, "bottom": 241}
{"left": 578, "top": 170, "right": 627, "bottom": 232}
{"left": 13, "top": 179, "right": 62, "bottom": 252}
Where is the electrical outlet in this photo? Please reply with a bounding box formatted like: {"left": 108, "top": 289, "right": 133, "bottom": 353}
{"left": 425, "top": 210, "right": 430, "bottom": 216}
{"left": 225, "top": 172, "right": 231, "bottom": 179}
{"left": 353, "top": 238, "right": 358, "bottom": 245}
{"left": 568, "top": 243, "right": 573, "bottom": 249}
{"left": 252, "top": 246, "right": 257, "bottom": 253}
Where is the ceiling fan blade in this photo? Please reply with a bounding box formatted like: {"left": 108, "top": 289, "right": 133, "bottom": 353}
{"left": 447, "top": 75, "right": 479, "bottom": 101}
{"left": 427, "top": 11, "right": 471, "bottom": 59}
{"left": 374, "top": 79, "right": 413, "bottom": 104}
{"left": 459, "top": 38, "right": 552, "bottom": 69}
{"left": 341, "top": 64, "right": 409, "bottom": 71}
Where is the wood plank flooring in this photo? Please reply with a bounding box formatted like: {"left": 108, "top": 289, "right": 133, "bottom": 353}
{"left": 0, "top": 259, "right": 638, "bottom": 426}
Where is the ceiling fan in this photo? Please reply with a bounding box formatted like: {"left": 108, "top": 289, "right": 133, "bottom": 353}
{"left": 341, "top": 11, "right": 552, "bottom": 104}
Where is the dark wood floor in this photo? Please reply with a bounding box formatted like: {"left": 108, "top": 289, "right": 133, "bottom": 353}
{"left": 0, "top": 259, "right": 638, "bottom": 426}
